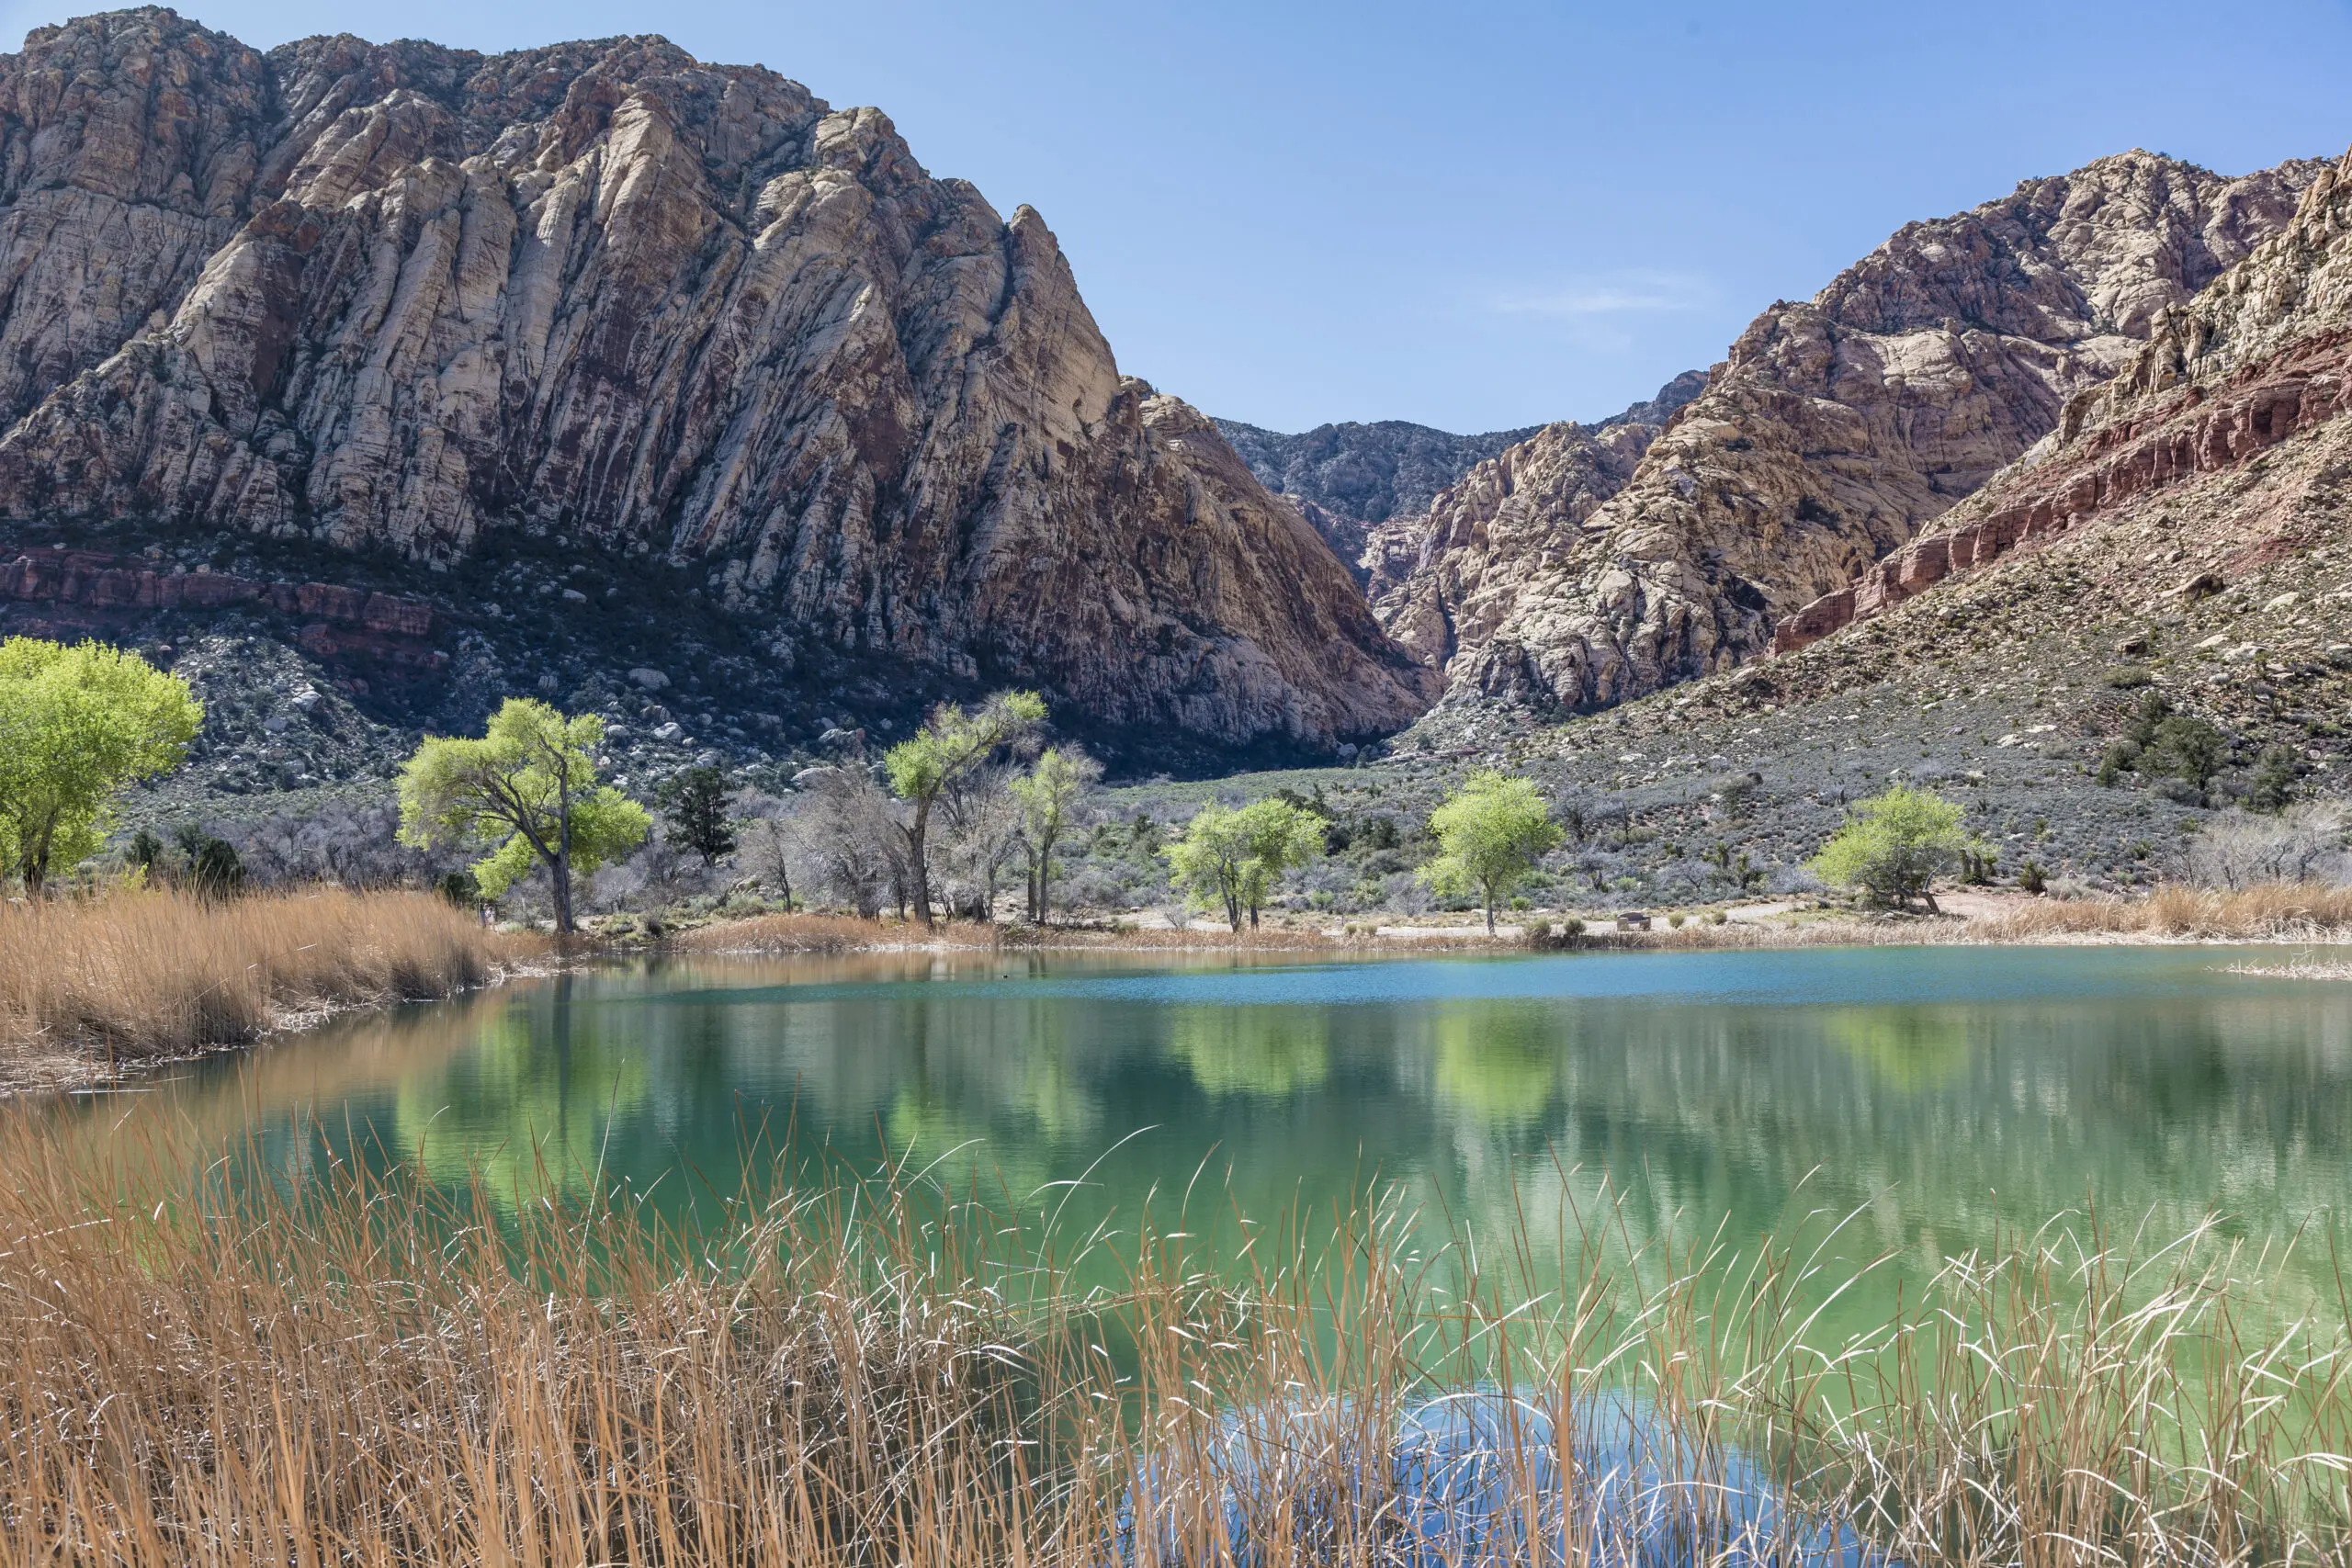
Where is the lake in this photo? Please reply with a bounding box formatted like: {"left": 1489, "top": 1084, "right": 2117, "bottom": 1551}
{"left": 67, "top": 943, "right": 2352, "bottom": 1345}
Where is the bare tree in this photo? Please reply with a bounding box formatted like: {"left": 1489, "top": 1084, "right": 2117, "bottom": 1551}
{"left": 2182, "top": 802, "right": 2350, "bottom": 890}
{"left": 735, "top": 793, "right": 808, "bottom": 911}
{"left": 197, "top": 800, "right": 443, "bottom": 889}
{"left": 794, "top": 767, "right": 904, "bottom": 919}
{"left": 937, "top": 765, "right": 1024, "bottom": 921}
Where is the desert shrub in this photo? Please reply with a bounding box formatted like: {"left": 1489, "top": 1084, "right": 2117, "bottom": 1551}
{"left": 2182, "top": 803, "right": 2349, "bottom": 891}
{"left": 2247, "top": 744, "right": 2301, "bottom": 812}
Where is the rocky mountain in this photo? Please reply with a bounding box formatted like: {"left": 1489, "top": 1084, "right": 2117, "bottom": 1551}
{"left": 1214, "top": 416, "right": 1542, "bottom": 576}
{"left": 1216, "top": 376, "right": 1708, "bottom": 589}
{"left": 1406, "top": 151, "right": 2328, "bottom": 719}
{"left": 1359, "top": 371, "right": 1708, "bottom": 669}
{"left": 1475, "top": 146, "right": 2352, "bottom": 900}
{"left": 1780, "top": 149, "right": 2352, "bottom": 652}
{"left": 0, "top": 8, "right": 1429, "bottom": 773}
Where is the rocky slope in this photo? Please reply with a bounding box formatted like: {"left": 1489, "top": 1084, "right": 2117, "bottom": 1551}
{"left": 1780, "top": 149, "right": 2352, "bottom": 652}
{"left": 0, "top": 8, "right": 1428, "bottom": 766}
{"left": 1467, "top": 144, "right": 2352, "bottom": 897}
{"left": 1413, "top": 152, "right": 2327, "bottom": 718}
{"left": 1361, "top": 371, "right": 1708, "bottom": 670}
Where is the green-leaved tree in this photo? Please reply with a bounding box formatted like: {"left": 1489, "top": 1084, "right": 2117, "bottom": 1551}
{"left": 1811, "top": 784, "right": 1977, "bottom": 913}
{"left": 397, "top": 698, "right": 650, "bottom": 932}
{"left": 1418, "top": 771, "right": 1564, "bottom": 933}
{"left": 1233, "top": 796, "right": 1325, "bottom": 928}
{"left": 1009, "top": 745, "right": 1101, "bottom": 922}
{"left": 1164, "top": 796, "right": 1327, "bottom": 932}
{"left": 0, "top": 637, "right": 202, "bottom": 895}
{"left": 883, "top": 691, "right": 1046, "bottom": 927}
{"left": 1164, "top": 804, "right": 1253, "bottom": 932}
{"left": 659, "top": 764, "right": 738, "bottom": 865}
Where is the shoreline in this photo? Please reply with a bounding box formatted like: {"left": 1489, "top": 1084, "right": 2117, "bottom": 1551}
{"left": 19, "top": 958, "right": 556, "bottom": 1100}
{"left": 16, "top": 888, "right": 2352, "bottom": 1100}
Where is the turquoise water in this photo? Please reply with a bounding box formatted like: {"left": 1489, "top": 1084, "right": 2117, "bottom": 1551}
{"left": 83, "top": 943, "right": 2352, "bottom": 1339}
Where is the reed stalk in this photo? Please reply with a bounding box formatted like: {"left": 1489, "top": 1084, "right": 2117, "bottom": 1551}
{"left": 0, "top": 1111, "right": 2340, "bottom": 1565}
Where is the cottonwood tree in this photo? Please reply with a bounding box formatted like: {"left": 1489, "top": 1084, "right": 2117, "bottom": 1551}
{"left": 1010, "top": 746, "right": 1102, "bottom": 922}
{"left": 1418, "top": 772, "right": 1564, "bottom": 933}
{"left": 1810, "top": 784, "right": 1981, "bottom": 913}
{"left": 1165, "top": 796, "right": 1327, "bottom": 932}
{"left": 0, "top": 637, "right": 201, "bottom": 895}
{"left": 397, "top": 698, "right": 650, "bottom": 933}
{"left": 882, "top": 691, "right": 1046, "bottom": 926}
{"left": 1164, "top": 804, "right": 1254, "bottom": 931}
{"left": 1234, "top": 796, "right": 1325, "bottom": 927}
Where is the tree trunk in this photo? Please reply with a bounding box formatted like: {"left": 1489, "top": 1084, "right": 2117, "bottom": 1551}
{"left": 907, "top": 801, "right": 933, "bottom": 928}
{"left": 18, "top": 817, "right": 53, "bottom": 897}
{"left": 551, "top": 850, "right": 575, "bottom": 933}
{"left": 1484, "top": 903, "right": 1496, "bottom": 935}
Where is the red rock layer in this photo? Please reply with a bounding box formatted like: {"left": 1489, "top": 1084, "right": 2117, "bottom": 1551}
{"left": 1772, "top": 328, "right": 2352, "bottom": 654}
{"left": 0, "top": 547, "right": 444, "bottom": 667}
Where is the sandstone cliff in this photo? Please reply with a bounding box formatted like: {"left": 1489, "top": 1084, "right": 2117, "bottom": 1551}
{"left": 0, "top": 9, "right": 1428, "bottom": 752}
{"left": 1412, "top": 152, "right": 2325, "bottom": 716}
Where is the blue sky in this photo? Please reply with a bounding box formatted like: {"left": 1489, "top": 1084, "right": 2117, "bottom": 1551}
{"left": 6, "top": 0, "right": 2346, "bottom": 434}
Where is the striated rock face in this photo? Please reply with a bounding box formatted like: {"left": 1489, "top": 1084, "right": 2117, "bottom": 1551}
{"left": 0, "top": 9, "right": 1428, "bottom": 750}
{"left": 1361, "top": 371, "right": 1707, "bottom": 670}
{"left": 1777, "top": 148, "right": 2352, "bottom": 649}
{"left": 1417, "top": 151, "right": 2326, "bottom": 716}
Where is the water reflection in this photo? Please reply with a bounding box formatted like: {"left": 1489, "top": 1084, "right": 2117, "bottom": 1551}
{"left": 393, "top": 981, "right": 650, "bottom": 1197}
{"left": 1166, "top": 1005, "right": 1330, "bottom": 1100}
{"left": 74, "top": 945, "right": 2352, "bottom": 1337}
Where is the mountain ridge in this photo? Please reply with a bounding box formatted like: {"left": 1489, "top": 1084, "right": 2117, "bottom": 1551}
{"left": 0, "top": 6, "right": 1430, "bottom": 773}
{"left": 1411, "top": 150, "right": 2330, "bottom": 719}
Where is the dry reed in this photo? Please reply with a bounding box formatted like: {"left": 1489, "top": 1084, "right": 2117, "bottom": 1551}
{"left": 1973, "top": 882, "right": 2352, "bottom": 942}
{"left": 0, "top": 1109, "right": 2342, "bottom": 1566}
{"left": 673, "top": 910, "right": 958, "bottom": 953}
{"left": 0, "top": 888, "right": 528, "bottom": 1085}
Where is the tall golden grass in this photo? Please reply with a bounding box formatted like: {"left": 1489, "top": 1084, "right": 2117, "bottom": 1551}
{"left": 0, "top": 888, "right": 528, "bottom": 1084}
{"left": 0, "top": 1111, "right": 2343, "bottom": 1565}
{"left": 1974, "top": 882, "right": 2352, "bottom": 942}
{"left": 674, "top": 909, "right": 946, "bottom": 953}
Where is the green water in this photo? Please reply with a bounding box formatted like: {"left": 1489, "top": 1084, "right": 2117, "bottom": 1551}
{"left": 77, "top": 944, "right": 2352, "bottom": 1341}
